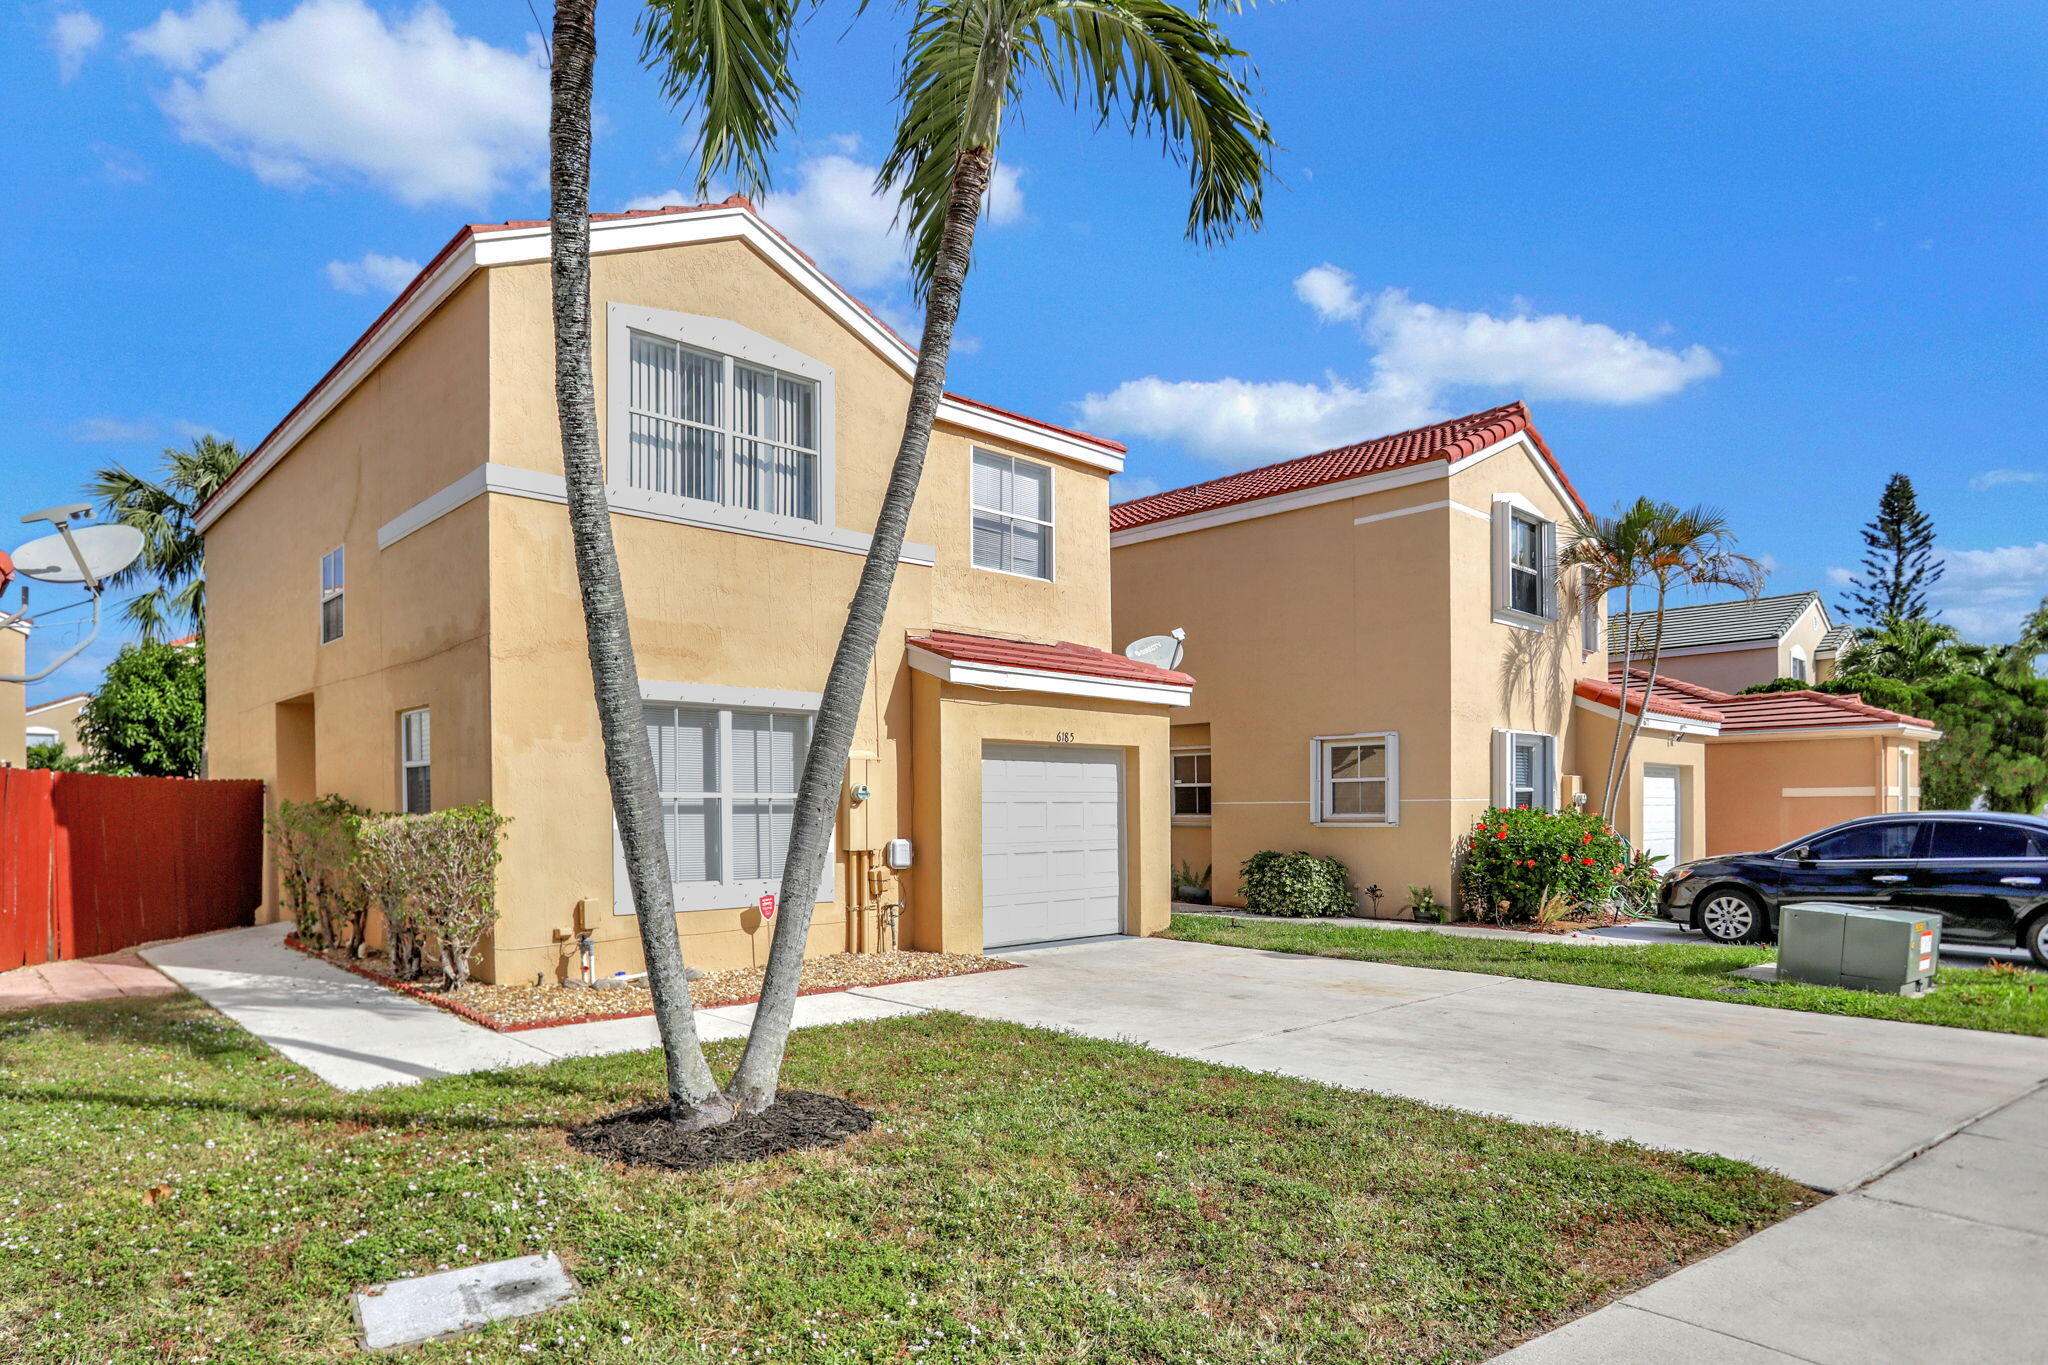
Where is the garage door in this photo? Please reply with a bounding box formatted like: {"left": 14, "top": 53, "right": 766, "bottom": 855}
{"left": 981, "top": 744, "right": 1125, "bottom": 948}
{"left": 1642, "top": 765, "right": 1681, "bottom": 870}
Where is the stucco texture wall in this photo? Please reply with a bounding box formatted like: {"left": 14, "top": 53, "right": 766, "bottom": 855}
{"left": 1704, "top": 734, "right": 1922, "bottom": 855}
{"left": 1, "top": 629, "right": 25, "bottom": 769}
{"left": 1569, "top": 709, "right": 1710, "bottom": 863}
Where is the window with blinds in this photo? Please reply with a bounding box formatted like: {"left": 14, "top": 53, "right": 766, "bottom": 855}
{"left": 646, "top": 702, "right": 811, "bottom": 895}
{"left": 970, "top": 450, "right": 1054, "bottom": 580}
{"left": 399, "top": 708, "right": 431, "bottom": 814}
{"left": 320, "top": 546, "right": 345, "bottom": 644}
{"left": 626, "top": 331, "right": 820, "bottom": 522}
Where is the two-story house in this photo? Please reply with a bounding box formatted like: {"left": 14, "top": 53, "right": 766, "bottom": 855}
{"left": 1612, "top": 590, "right": 1853, "bottom": 690}
{"left": 1110, "top": 404, "right": 1938, "bottom": 913}
{"left": 197, "top": 197, "right": 1190, "bottom": 984}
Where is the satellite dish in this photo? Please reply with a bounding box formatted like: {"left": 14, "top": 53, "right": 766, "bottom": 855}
{"left": 10, "top": 524, "right": 143, "bottom": 585}
{"left": 1123, "top": 627, "right": 1186, "bottom": 671}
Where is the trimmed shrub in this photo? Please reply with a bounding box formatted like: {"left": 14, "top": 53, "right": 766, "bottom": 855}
{"left": 1457, "top": 806, "right": 1629, "bottom": 923}
{"left": 1239, "top": 850, "right": 1355, "bottom": 918}
{"left": 266, "top": 795, "right": 368, "bottom": 950}
{"left": 351, "top": 804, "right": 509, "bottom": 988}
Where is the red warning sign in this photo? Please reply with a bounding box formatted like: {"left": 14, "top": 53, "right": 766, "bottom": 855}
{"left": 759, "top": 893, "right": 777, "bottom": 920}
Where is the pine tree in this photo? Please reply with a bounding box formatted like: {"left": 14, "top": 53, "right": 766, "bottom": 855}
{"left": 1838, "top": 473, "right": 1941, "bottom": 626}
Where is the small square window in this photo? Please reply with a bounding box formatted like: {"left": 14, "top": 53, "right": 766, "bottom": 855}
{"left": 1315, "top": 734, "right": 1397, "bottom": 824}
{"left": 399, "top": 708, "right": 431, "bottom": 814}
{"left": 320, "top": 547, "right": 345, "bottom": 644}
{"left": 1172, "top": 750, "right": 1212, "bottom": 819}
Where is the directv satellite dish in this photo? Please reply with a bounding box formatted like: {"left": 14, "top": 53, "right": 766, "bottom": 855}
{"left": 1123, "top": 627, "right": 1186, "bottom": 671}
{"left": 10, "top": 524, "right": 143, "bottom": 585}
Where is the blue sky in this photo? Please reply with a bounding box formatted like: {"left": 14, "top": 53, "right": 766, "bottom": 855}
{"left": 9, "top": 0, "right": 2046, "bottom": 703}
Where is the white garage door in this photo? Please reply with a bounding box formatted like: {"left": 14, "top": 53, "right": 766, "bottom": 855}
{"left": 1642, "top": 765, "right": 1681, "bottom": 870}
{"left": 981, "top": 744, "right": 1125, "bottom": 949}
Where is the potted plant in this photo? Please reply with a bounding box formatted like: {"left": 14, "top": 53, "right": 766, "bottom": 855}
{"left": 1174, "top": 860, "right": 1213, "bottom": 905}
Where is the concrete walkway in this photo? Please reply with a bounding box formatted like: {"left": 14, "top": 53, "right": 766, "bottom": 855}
{"left": 0, "top": 951, "right": 180, "bottom": 1011}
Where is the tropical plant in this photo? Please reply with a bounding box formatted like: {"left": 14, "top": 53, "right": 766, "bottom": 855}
{"left": 1836, "top": 616, "right": 1965, "bottom": 685}
{"left": 25, "top": 741, "right": 93, "bottom": 772}
{"left": 1239, "top": 851, "right": 1354, "bottom": 917}
{"left": 1561, "top": 498, "right": 1662, "bottom": 822}
{"left": 75, "top": 639, "right": 205, "bottom": 777}
{"left": 86, "top": 435, "right": 244, "bottom": 640}
{"left": 1836, "top": 472, "right": 1941, "bottom": 627}
{"left": 1404, "top": 884, "right": 1446, "bottom": 923}
{"left": 729, "top": 0, "right": 1275, "bottom": 1115}
{"left": 1458, "top": 807, "right": 1628, "bottom": 923}
{"left": 546, "top": 0, "right": 804, "bottom": 1129}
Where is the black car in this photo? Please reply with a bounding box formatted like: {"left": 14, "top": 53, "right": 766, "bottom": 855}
{"left": 1658, "top": 811, "right": 2048, "bottom": 965}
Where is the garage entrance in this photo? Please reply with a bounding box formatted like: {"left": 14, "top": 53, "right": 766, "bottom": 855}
{"left": 1642, "top": 764, "right": 1682, "bottom": 868}
{"left": 979, "top": 744, "right": 1125, "bottom": 948}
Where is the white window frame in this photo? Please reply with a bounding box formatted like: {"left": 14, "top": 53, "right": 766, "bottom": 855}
{"left": 1789, "top": 646, "right": 1810, "bottom": 683}
{"left": 1310, "top": 732, "right": 1400, "bottom": 826}
{"left": 1580, "top": 568, "right": 1601, "bottom": 653}
{"left": 1493, "top": 729, "right": 1558, "bottom": 811}
{"left": 1171, "top": 747, "right": 1212, "bottom": 825}
{"left": 605, "top": 303, "right": 838, "bottom": 541}
{"left": 320, "top": 546, "right": 345, "bottom": 644}
{"left": 398, "top": 707, "right": 431, "bottom": 814}
{"left": 614, "top": 681, "right": 835, "bottom": 915}
{"left": 970, "top": 449, "right": 1056, "bottom": 581}
{"left": 1491, "top": 493, "right": 1558, "bottom": 630}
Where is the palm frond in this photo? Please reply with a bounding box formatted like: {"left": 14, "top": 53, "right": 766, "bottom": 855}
{"left": 638, "top": 0, "right": 808, "bottom": 196}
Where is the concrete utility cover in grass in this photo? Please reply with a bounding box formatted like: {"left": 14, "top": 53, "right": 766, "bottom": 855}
{"left": 354, "top": 1253, "right": 579, "bottom": 1350}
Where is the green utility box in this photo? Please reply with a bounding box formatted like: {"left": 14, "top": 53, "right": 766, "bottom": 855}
{"left": 1778, "top": 902, "right": 1941, "bottom": 996}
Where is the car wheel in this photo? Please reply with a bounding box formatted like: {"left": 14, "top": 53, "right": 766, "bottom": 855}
{"left": 2023, "top": 914, "right": 2048, "bottom": 971}
{"left": 1697, "top": 888, "right": 1766, "bottom": 945}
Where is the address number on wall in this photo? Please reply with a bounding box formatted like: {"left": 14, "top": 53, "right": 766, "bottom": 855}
{"left": 1055, "top": 732, "right": 1077, "bottom": 743}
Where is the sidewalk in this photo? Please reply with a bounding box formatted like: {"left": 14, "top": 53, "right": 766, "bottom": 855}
{"left": 0, "top": 951, "right": 180, "bottom": 1011}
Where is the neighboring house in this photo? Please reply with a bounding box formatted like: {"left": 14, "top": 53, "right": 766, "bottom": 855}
{"left": 24, "top": 693, "right": 89, "bottom": 752}
{"left": 197, "top": 196, "right": 1191, "bottom": 984}
{"left": 1609, "top": 669, "right": 1940, "bottom": 854}
{"left": 1612, "top": 591, "right": 1852, "bottom": 692}
{"left": 1, "top": 624, "right": 24, "bottom": 768}
{"left": 1110, "top": 404, "right": 1939, "bottom": 914}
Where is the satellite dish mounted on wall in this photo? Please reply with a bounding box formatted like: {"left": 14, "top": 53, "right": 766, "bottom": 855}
{"left": 1122, "top": 627, "right": 1186, "bottom": 672}
{"left": 1, "top": 504, "right": 146, "bottom": 685}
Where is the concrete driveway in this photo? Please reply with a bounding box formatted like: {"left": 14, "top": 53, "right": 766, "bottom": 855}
{"left": 860, "top": 934, "right": 2048, "bottom": 1193}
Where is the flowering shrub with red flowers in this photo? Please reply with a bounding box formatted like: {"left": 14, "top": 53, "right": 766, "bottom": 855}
{"left": 1456, "top": 806, "right": 1630, "bottom": 923}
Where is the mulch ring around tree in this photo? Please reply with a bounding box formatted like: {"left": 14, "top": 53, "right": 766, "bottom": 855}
{"left": 569, "top": 1091, "right": 876, "bottom": 1172}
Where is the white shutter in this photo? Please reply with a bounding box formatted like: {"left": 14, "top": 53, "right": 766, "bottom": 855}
{"left": 1490, "top": 501, "right": 1511, "bottom": 615}
{"left": 1539, "top": 520, "right": 1559, "bottom": 619}
{"left": 1491, "top": 729, "right": 1510, "bottom": 808}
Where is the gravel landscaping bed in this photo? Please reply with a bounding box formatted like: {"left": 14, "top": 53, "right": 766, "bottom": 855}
{"left": 288, "top": 941, "right": 1015, "bottom": 1030}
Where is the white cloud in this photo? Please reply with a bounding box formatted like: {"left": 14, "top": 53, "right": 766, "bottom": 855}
{"left": 1934, "top": 543, "right": 2048, "bottom": 641}
{"left": 323, "top": 251, "right": 421, "bottom": 295}
{"left": 1080, "top": 272, "right": 1721, "bottom": 464}
{"left": 128, "top": 0, "right": 246, "bottom": 70}
{"left": 1969, "top": 468, "right": 2046, "bottom": 492}
{"left": 1825, "top": 566, "right": 1855, "bottom": 586}
{"left": 132, "top": 0, "right": 547, "bottom": 207}
{"left": 1294, "top": 263, "right": 1364, "bottom": 322}
{"left": 1110, "top": 474, "right": 1163, "bottom": 503}
{"left": 93, "top": 142, "right": 151, "bottom": 185}
{"left": 67, "top": 415, "right": 163, "bottom": 443}
{"left": 52, "top": 11, "right": 106, "bottom": 81}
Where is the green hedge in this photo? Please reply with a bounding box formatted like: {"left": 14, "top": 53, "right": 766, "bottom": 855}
{"left": 1239, "top": 850, "right": 1355, "bottom": 918}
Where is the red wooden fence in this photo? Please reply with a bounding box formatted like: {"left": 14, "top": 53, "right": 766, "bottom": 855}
{"left": 0, "top": 768, "right": 264, "bottom": 970}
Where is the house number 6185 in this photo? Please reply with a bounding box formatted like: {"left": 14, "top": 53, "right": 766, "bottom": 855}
{"left": 1055, "top": 731, "right": 1076, "bottom": 743}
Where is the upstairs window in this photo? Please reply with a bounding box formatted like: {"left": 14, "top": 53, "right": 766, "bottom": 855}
{"left": 1790, "top": 648, "right": 1810, "bottom": 683}
{"left": 1492, "top": 498, "right": 1557, "bottom": 626}
{"left": 320, "top": 547, "right": 345, "bottom": 644}
{"left": 971, "top": 450, "right": 1054, "bottom": 580}
{"left": 399, "top": 708, "right": 431, "bottom": 813}
{"left": 626, "top": 331, "right": 821, "bottom": 522}
{"left": 1172, "top": 750, "right": 1212, "bottom": 820}
{"left": 1580, "top": 570, "right": 1601, "bottom": 652}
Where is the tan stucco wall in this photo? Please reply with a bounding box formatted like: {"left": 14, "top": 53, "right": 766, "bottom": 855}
{"left": 1569, "top": 709, "right": 1709, "bottom": 864}
{"left": 1, "top": 628, "right": 25, "bottom": 769}
{"left": 1703, "top": 733, "right": 1923, "bottom": 854}
{"left": 24, "top": 693, "right": 87, "bottom": 753}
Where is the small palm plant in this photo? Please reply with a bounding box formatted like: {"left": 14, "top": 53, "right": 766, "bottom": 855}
{"left": 87, "top": 434, "right": 245, "bottom": 640}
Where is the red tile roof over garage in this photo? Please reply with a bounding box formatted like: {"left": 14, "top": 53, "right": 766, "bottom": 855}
{"left": 909, "top": 630, "right": 1193, "bottom": 688}
{"left": 1109, "top": 402, "right": 1587, "bottom": 531}
{"left": 1606, "top": 668, "right": 1936, "bottom": 733}
{"left": 1574, "top": 678, "right": 1725, "bottom": 726}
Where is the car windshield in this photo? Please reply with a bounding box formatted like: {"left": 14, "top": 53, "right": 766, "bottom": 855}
{"left": 1801, "top": 822, "right": 1923, "bottom": 860}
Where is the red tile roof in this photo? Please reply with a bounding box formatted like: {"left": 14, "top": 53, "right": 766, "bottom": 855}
{"left": 1574, "top": 678, "right": 1725, "bottom": 725}
{"left": 198, "top": 197, "right": 1119, "bottom": 520}
{"left": 1110, "top": 402, "right": 1588, "bottom": 531}
{"left": 908, "top": 630, "right": 1194, "bottom": 688}
{"left": 1606, "top": 667, "right": 1936, "bottom": 733}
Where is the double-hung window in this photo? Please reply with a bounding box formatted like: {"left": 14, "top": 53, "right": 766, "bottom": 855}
{"left": 1492, "top": 497, "right": 1557, "bottom": 626}
{"left": 320, "top": 547, "right": 345, "bottom": 643}
{"left": 1171, "top": 750, "right": 1212, "bottom": 821}
{"left": 399, "top": 708, "right": 431, "bottom": 813}
{"left": 645, "top": 701, "right": 812, "bottom": 908}
{"left": 1313, "top": 733, "right": 1397, "bottom": 824}
{"left": 971, "top": 450, "right": 1054, "bottom": 580}
{"left": 1495, "top": 730, "right": 1557, "bottom": 811}
{"left": 625, "top": 331, "right": 821, "bottom": 523}
{"left": 1580, "top": 569, "right": 1601, "bottom": 652}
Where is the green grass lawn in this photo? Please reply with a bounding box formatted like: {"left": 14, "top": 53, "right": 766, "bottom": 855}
{"left": 1166, "top": 913, "right": 2048, "bottom": 1035}
{"left": 0, "top": 994, "right": 1810, "bottom": 1364}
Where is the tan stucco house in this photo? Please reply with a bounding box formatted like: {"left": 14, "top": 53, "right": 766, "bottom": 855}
{"left": 197, "top": 196, "right": 1190, "bottom": 984}
{"left": 24, "top": 692, "right": 88, "bottom": 754}
{"left": 1110, "top": 404, "right": 1938, "bottom": 913}
{"left": 1, "top": 625, "right": 26, "bottom": 768}
{"left": 1614, "top": 590, "right": 1853, "bottom": 691}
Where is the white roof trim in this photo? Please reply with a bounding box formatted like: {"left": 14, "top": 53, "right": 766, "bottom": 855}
{"left": 905, "top": 642, "right": 1191, "bottom": 707}
{"left": 1572, "top": 694, "right": 1722, "bottom": 737}
{"left": 1709, "top": 723, "right": 1942, "bottom": 744}
{"left": 198, "top": 205, "right": 1121, "bottom": 532}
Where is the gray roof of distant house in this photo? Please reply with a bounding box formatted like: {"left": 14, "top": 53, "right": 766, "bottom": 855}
{"left": 1611, "top": 591, "right": 1831, "bottom": 655}
{"left": 1816, "top": 624, "right": 1856, "bottom": 655}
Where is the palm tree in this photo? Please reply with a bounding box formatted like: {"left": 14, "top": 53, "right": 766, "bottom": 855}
{"left": 1560, "top": 498, "right": 1661, "bottom": 823}
{"left": 1837, "top": 616, "right": 1965, "bottom": 686}
{"left": 1612, "top": 504, "right": 1767, "bottom": 802}
{"left": 86, "top": 435, "right": 244, "bottom": 640}
{"left": 548, "top": 0, "right": 802, "bottom": 1129}
{"left": 724, "top": 0, "right": 1275, "bottom": 1113}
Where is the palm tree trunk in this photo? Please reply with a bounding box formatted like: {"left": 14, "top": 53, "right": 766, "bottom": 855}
{"left": 550, "top": 0, "right": 727, "bottom": 1123}
{"left": 1613, "top": 589, "right": 1669, "bottom": 831}
{"left": 726, "top": 145, "right": 995, "bottom": 1114}
{"left": 1602, "top": 585, "right": 1636, "bottom": 824}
